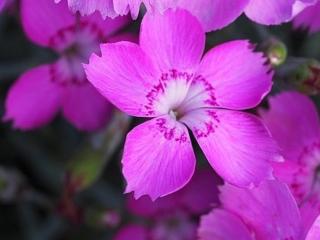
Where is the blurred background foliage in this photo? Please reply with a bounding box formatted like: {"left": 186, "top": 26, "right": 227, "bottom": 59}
{"left": 1, "top": 3, "right": 320, "bottom": 240}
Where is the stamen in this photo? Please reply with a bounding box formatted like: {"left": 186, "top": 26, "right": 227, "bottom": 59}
{"left": 169, "top": 110, "right": 178, "bottom": 120}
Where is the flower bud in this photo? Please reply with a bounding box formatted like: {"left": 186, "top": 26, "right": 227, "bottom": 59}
{"left": 261, "top": 38, "right": 287, "bottom": 67}
{"left": 296, "top": 60, "right": 320, "bottom": 95}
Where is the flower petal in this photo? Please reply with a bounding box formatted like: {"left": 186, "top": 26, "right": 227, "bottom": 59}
{"left": 84, "top": 41, "right": 160, "bottom": 117}
{"left": 4, "top": 65, "right": 61, "bottom": 130}
{"left": 178, "top": 168, "right": 221, "bottom": 215}
{"left": 178, "top": 0, "right": 249, "bottom": 32}
{"left": 80, "top": 12, "right": 131, "bottom": 39}
{"left": 198, "top": 40, "right": 272, "bottom": 110}
{"left": 122, "top": 116, "right": 196, "bottom": 200}
{"left": 259, "top": 91, "right": 320, "bottom": 162}
{"left": 114, "top": 224, "right": 148, "bottom": 240}
{"left": 145, "top": 0, "right": 180, "bottom": 13}
{"left": 140, "top": 8, "right": 205, "bottom": 72}
{"left": 61, "top": 83, "right": 112, "bottom": 131}
{"left": 244, "top": 0, "right": 296, "bottom": 25}
{"left": 0, "top": 0, "right": 6, "bottom": 11}
{"left": 55, "top": 0, "right": 118, "bottom": 19}
{"left": 300, "top": 202, "right": 320, "bottom": 238}
{"left": 113, "top": 0, "right": 141, "bottom": 19}
{"left": 294, "top": 1, "right": 320, "bottom": 33}
{"left": 198, "top": 209, "right": 252, "bottom": 240}
{"left": 127, "top": 193, "right": 178, "bottom": 218}
{"left": 292, "top": 0, "right": 318, "bottom": 17}
{"left": 21, "top": 0, "right": 75, "bottom": 47}
{"left": 306, "top": 215, "right": 320, "bottom": 240}
{"left": 220, "top": 180, "right": 302, "bottom": 240}
{"left": 181, "top": 109, "right": 281, "bottom": 188}
{"left": 126, "top": 168, "right": 219, "bottom": 217}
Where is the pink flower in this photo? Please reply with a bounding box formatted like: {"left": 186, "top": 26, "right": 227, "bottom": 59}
{"left": 58, "top": 0, "right": 318, "bottom": 32}
{"left": 85, "top": 9, "right": 281, "bottom": 200}
{"left": 0, "top": 0, "right": 14, "bottom": 12}
{"left": 4, "top": 0, "right": 130, "bottom": 131}
{"left": 198, "top": 180, "right": 320, "bottom": 240}
{"left": 260, "top": 91, "right": 320, "bottom": 234}
{"left": 294, "top": 0, "right": 320, "bottom": 33}
{"left": 114, "top": 169, "right": 220, "bottom": 240}
{"left": 0, "top": 0, "right": 6, "bottom": 11}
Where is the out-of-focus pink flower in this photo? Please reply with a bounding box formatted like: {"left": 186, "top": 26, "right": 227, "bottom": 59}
{"left": 0, "top": 0, "right": 6, "bottom": 11}
{"left": 260, "top": 91, "right": 320, "bottom": 234}
{"left": 0, "top": 0, "right": 15, "bottom": 12}
{"left": 85, "top": 8, "right": 281, "bottom": 200}
{"left": 4, "top": 0, "right": 131, "bottom": 131}
{"left": 114, "top": 168, "right": 220, "bottom": 240}
{"left": 198, "top": 180, "right": 320, "bottom": 240}
{"left": 114, "top": 224, "right": 148, "bottom": 240}
{"left": 57, "top": 0, "right": 318, "bottom": 32}
{"left": 178, "top": 0, "right": 317, "bottom": 31}
{"left": 294, "top": 0, "right": 320, "bottom": 33}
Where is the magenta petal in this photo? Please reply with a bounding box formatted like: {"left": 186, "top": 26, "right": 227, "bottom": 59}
{"left": 198, "top": 40, "right": 272, "bottom": 110}
{"left": 181, "top": 109, "right": 281, "bottom": 188}
{"left": 198, "top": 209, "right": 252, "bottom": 240}
{"left": 145, "top": 0, "right": 180, "bottom": 13}
{"left": 300, "top": 202, "right": 320, "bottom": 238}
{"left": 178, "top": 0, "right": 249, "bottom": 32}
{"left": 127, "top": 193, "right": 178, "bottom": 218}
{"left": 112, "top": 1, "right": 131, "bottom": 18}
{"left": 85, "top": 41, "right": 160, "bottom": 117}
{"left": 178, "top": 168, "right": 220, "bottom": 215}
{"left": 220, "top": 181, "right": 302, "bottom": 240}
{"left": 21, "top": 0, "right": 75, "bottom": 47}
{"left": 80, "top": 13, "right": 130, "bottom": 39}
{"left": 244, "top": 0, "right": 296, "bottom": 25}
{"left": 259, "top": 91, "right": 320, "bottom": 162}
{"left": 0, "top": 0, "right": 6, "bottom": 11}
{"left": 294, "top": 1, "right": 320, "bottom": 33}
{"left": 61, "top": 83, "right": 112, "bottom": 131}
{"left": 127, "top": 168, "right": 220, "bottom": 216}
{"left": 114, "top": 224, "right": 148, "bottom": 240}
{"left": 122, "top": 116, "right": 196, "bottom": 200}
{"left": 4, "top": 65, "right": 61, "bottom": 130}
{"left": 113, "top": 0, "right": 141, "bottom": 19}
{"left": 107, "top": 33, "right": 138, "bottom": 44}
{"left": 140, "top": 8, "right": 205, "bottom": 72}
{"left": 306, "top": 215, "right": 320, "bottom": 240}
{"left": 55, "top": 0, "right": 118, "bottom": 19}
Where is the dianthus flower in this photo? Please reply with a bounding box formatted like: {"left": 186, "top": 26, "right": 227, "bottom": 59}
{"left": 199, "top": 180, "right": 320, "bottom": 240}
{"left": 85, "top": 9, "right": 281, "bottom": 200}
{"left": 114, "top": 169, "right": 220, "bottom": 240}
{"left": 4, "top": 0, "right": 130, "bottom": 131}
{"left": 57, "top": 0, "right": 318, "bottom": 32}
{"left": 260, "top": 91, "right": 320, "bottom": 234}
{"left": 294, "top": 0, "right": 320, "bottom": 33}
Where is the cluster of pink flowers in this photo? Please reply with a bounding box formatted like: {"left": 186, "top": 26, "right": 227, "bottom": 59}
{"left": 2, "top": 0, "right": 320, "bottom": 239}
